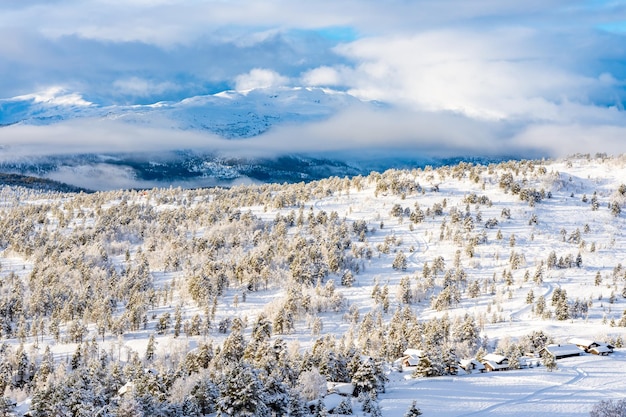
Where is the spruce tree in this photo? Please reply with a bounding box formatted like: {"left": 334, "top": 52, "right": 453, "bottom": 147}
{"left": 412, "top": 355, "right": 433, "bottom": 378}
{"left": 145, "top": 334, "right": 156, "bottom": 361}
{"left": 217, "top": 362, "right": 269, "bottom": 417}
{"left": 352, "top": 359, "right": 379, "bottom": 398}
{"left": 404, "top": 400, "right": 423, "bottom": 417}
{"left": 542, "top": 351, "right": 557, "bottom": 371}
{"left": 334, "top": 397, "right": 353, "bottom": 415}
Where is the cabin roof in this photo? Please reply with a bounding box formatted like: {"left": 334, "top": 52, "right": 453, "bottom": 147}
{"left": 482, "top": 353, "right": 508, "bottom": 364}
{"left": 542, "top": 344, "right": 583, "bottom": 357}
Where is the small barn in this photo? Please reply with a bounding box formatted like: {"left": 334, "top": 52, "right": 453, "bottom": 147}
{"left": 540, "top": 344, "right": 583, "bottom": 359}
{"left": 481, "top": 353, "right": 509, "bottom": 371}
{"left": 568, "top": 338, "right": 614, "bottom": 356}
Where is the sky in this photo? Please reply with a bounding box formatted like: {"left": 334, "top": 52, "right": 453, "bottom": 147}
{"left": 2, "top": 0, "right": 626, "bottom": 159}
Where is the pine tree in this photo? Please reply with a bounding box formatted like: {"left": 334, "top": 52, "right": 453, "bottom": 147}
{"left": 542, "top": 351, "right": 557, "bottom": 371}
{"left": 286, "top": 388, "right": 309, "bottom": 417}
{"left": 262, "top": 372, "right": 290, "bottom": 416}
{"left": 173, "top": 304, "right": 182, "bottom": 338}
{"left": 341, "top": 270, "right": 355, "bottom": 287}
{"left": 393, "top": 252, "right": 408, "bottom": 271}
{"left": 334, "top": 397, "right": 353, "bottom": 415}
{"left": 352, "top": 359, "right": 379, "bottom": 398}
{"left": 216, "top": 323, "right": 246, "bottom": 368}
{"left": 535, "top": 295, "right": 546, "bottom": 316}
{"left": 145, "top": 334, "right": 156, "bottom": 361}
{"left": 398, "top": 276, "right": 413, "bottom": 304}
{"left": 0, "top": 397, "right": 15, "bottom": 417}
{"left": 311, "top": 399, "right": 328, "bottom": 417}
{"left": 404, "top": 400, "right": 423, "bottom": 417}
{"left": 190, "top": 375, "right": 219, "bottom": 415}
{"left": 217, "top": 362, "right": 270, "bottom": 417}
{"left": 412, "top": 355, "right": 433, "bottom": 378}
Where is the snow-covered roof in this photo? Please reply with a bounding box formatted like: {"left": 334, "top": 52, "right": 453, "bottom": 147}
{"left": 404, "top": 356, "right": 421, "bottom": 366}
{"left": 327, "top": 381, "right": 355, "bottom": 396}
{"left": 542, "top": 344, "right": 583, "bottom": 358}
{"left": 459, "top": 359, "right": 485, "bottom": 370}
{"left": 482, "top": 353, "right": 508, "bottom": 364}
{"left": 589, "top": 345, "right": 612, "bottom": 355}
{"left": 568, "top": 338, "right": 597, "bottom": 348}
{"left": 403, "top": 348, "right": 426, "bottom": 358}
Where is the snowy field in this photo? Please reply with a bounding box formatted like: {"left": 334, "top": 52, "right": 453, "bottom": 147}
{"left": 380, "top": 352, "right": 626, "bottom": 416}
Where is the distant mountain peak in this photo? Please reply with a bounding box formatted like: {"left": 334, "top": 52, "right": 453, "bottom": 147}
{"left": 0, "top": 86, "right": 362, "bottom": 138}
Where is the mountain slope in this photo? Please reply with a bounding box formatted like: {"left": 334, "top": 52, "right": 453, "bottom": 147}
{"left": 0, "top": 87, "right": 363, "bottom": 138}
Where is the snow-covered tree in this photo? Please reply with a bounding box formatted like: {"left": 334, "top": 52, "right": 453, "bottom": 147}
{"left": 590, "top": 398, "right": 626, "bottom": 417}
{"left": 297, "top": 368, "right": 327, "bottom": 401}
{"left": 542, "top": 351, "right": 557, "bottom": 371}
{"left": 217, "top": 362, "right": 270, "bottom": 417}
{"left": 393, "top": 252, "right": 408, "bottom": 271}
{"left": 404, "top": 400, "right": 423, "bottom": 417}
{"left": 145, "top": 334, "right": 156, "bottom": 361}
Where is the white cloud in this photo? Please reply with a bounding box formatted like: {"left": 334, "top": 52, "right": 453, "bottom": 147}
{"left": 14, "top": 87, "right": 92, "bottom": 106}
{"left": 0, "top": 119, "right": 222, "bottom": 158}
{"left": 300, "top": 66, "right": 349, "bottom": 87}
{"left": 234, "top": 69, "right": 290, "bottom": 92}
{"left": 510, "top": 123, "right": 626, "bottom": 157}
{"left": 112, "top": 77, "right": 180, "bottom": 98}
{"left": 1, "top": 0, "right": 626, "bottom": 162}
{"left": 333, "top": 29, "right": 604, "bottom": 121}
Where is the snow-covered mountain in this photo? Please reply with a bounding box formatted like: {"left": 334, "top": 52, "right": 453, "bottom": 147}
{"left": 0, "top": 87, "right": 396, "bottom": 189}
{"left": 0, "top": 87, "right": 363, "bottom": 138}
{"left": 0, "top": 87, "right": 515, "bottom": 190}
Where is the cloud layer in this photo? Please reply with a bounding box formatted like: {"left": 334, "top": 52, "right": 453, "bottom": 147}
{"left": 1, "top": 0, "right": 626, "bottom": 160}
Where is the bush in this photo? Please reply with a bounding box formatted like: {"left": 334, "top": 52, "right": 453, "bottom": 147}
{"left": 590, "top": 398, "right": 626, "bottom": 417}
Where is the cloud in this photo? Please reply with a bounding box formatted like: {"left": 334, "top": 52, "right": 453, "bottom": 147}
{"left": 112, "top": 77, "right": 181, "bottom": 100}
{"left": 332, "top": 28, "right": 615, "bottom": 121}
{"left": 14, "top": 87, "right": 92, "bottom": 106}
{"left": 0, "top": 119, "right": 224, "bottom": 158}
{"left": 234, "top": 69, "right": 290, "bottom": 92}
{"left": 1, "top": 0, "right": 626, "bottom": 166}
{"left": 300, "top": 66, "right": 349, "bottom": 87}
{"left": 510, "top": 123, "right": 626, "bottom": 157}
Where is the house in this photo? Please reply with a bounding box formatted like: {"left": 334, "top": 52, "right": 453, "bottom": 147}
{"left": 395, "top": 348, "right": 427, "bottom": 369}
{"left": 568, "top": 338, "right": 614, "bottom": 355}
{"left": 459, "top": 359, "right": 486, "bottom": 374}
{"left": 481, "top": 353, "right": 509, "bottom": 371}
{"left": 327, "top": 381, "right": 356, "bottom": 397}
{"left": 540, "top": 344, "right": 583, "bottom": 359}
{"left": 589, "top": 343, "right": 614, "bottom": 356}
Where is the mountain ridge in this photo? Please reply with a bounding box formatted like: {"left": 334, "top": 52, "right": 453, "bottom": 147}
{"left": 0, "top": 86, "right": 364, "bottom": 138}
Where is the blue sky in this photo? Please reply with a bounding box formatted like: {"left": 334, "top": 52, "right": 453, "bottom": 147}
{"left": 1, "top": 0, "right": 626, "bottom": 157}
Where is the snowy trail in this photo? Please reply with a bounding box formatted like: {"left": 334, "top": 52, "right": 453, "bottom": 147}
{"left": 510, "top": 282, "right": 554, "bottom": 321}
{"left": 456, "top": 359, "right": 594, "bottom": 417}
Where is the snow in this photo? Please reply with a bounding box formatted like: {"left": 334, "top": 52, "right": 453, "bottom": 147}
{"left": 381, "top": 352, "right": 626, "bottom": 416}
{"left": 542, "top": 344, "right": 584, "bottom": 358}
{"left": 3, "top": 155, "right": 626, "bottom": 416}
{"left": 0, "top": 86, "right": 363, "bottom": 137}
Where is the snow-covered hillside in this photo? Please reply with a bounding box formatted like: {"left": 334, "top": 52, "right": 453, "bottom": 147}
{"left": 0, "top": 87, "right": 363, "bottom": 138}
{"left": 0, "top": 155, "right": 625, "bottom": 416}
{"left": 0, "top": 86, "right": 387, "bottom": 189}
